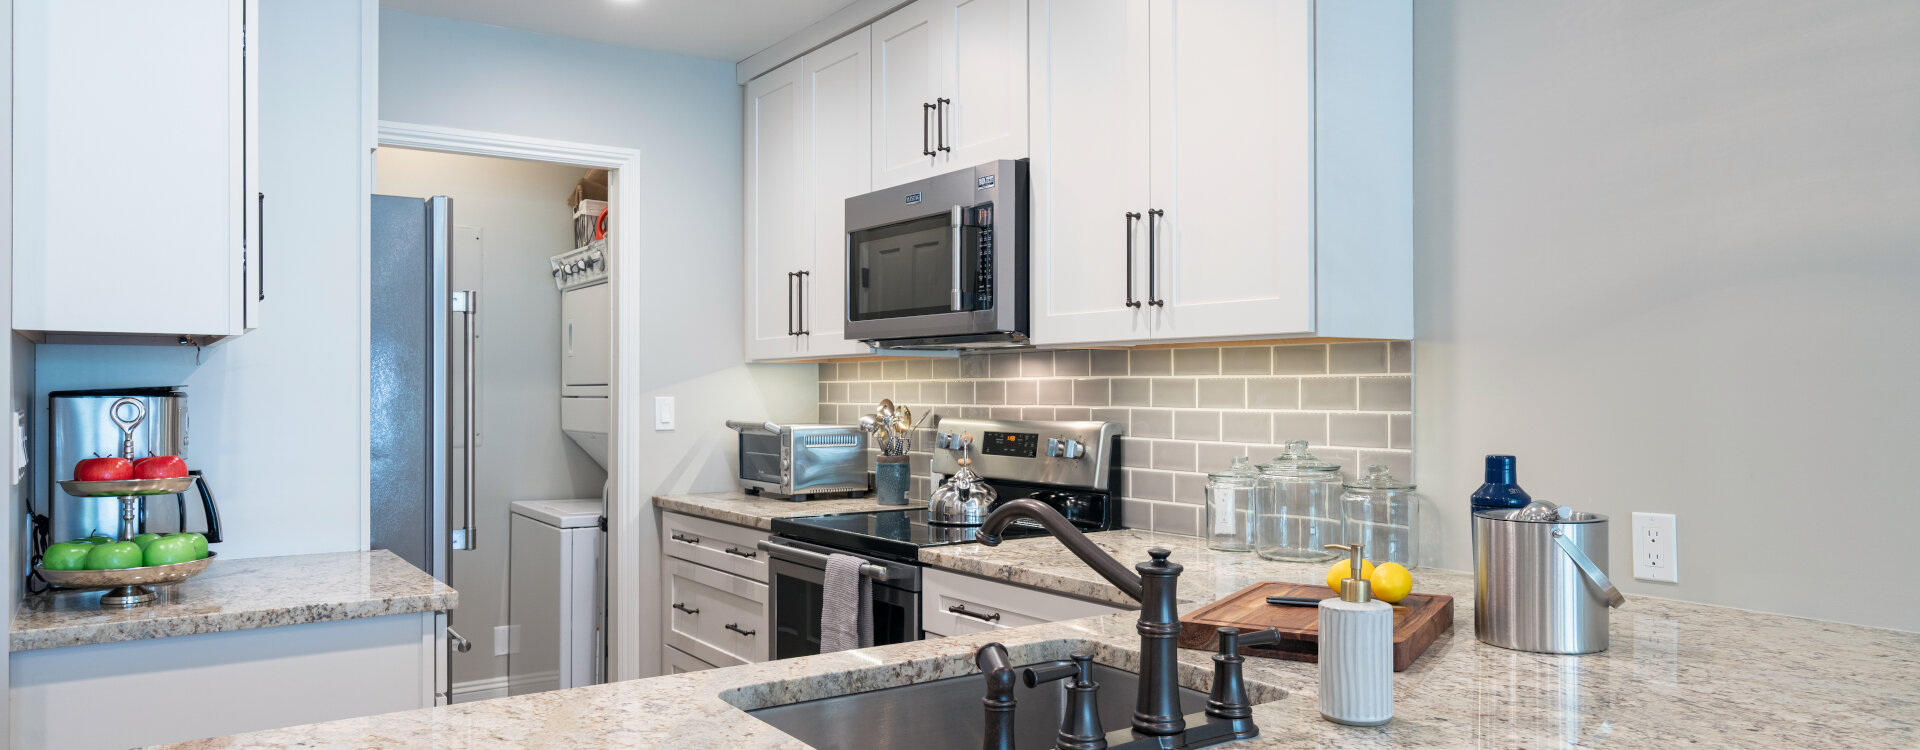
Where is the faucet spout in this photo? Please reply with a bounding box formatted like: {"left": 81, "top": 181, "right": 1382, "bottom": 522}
{"left": 977, "top": 498, "right": 1144, "bottom": 601}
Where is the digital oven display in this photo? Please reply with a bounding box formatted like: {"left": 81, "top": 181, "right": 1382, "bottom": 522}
{"left": 981, "top": 432, "right": 1039, "bottom": 458}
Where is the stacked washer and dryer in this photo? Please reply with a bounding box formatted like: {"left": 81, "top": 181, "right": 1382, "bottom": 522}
{"left": 503, "top": 238, "right": 612, "bottom": 695}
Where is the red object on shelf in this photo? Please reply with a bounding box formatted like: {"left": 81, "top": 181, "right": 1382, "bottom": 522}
{"left": 595, "top": 206, "right": 609, "bottom": 240}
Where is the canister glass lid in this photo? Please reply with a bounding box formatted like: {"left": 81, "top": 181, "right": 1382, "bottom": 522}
{"left": 1258, "top": 440, "right": 1340, "bottom": 475}
{"left": 1343, "top": 464, "right": 1414, "bottom": 491}
{"left": 1208, "top": 456, "right": 1260, "bottom": 482}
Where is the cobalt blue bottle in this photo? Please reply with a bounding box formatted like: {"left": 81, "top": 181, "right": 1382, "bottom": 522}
{"left": 1469, "top": 455, "right": 1531, "bottom": 510}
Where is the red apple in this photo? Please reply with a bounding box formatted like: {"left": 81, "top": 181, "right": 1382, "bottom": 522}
{"left": 133, "top": 455, "right": 189, "bottom": 479}
{"left": 74, "top": 457, "right": 133, "bottom": 481}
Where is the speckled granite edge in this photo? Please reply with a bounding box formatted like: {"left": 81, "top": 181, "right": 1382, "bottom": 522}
{"left": 654, "top": 491, "right": 927, "bottom": 530}
{"left": 12, "top": 550, "right": 458, "bottom": 652}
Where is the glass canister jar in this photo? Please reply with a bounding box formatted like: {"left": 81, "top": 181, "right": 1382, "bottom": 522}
{"left": 1254, "top": 441, "right": 1343, "bottom": 562}
{"left": 1343, "top": 465, "right": 1420, "bottom": 569}
{"left": 1205, "top": 456, "right": 1261, "bottom": 552}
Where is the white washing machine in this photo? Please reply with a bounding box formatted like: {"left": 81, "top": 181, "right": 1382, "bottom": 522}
{"left": 507, "top": 498, "right": 604, "bottom": 696}
{"left": 553, "top": 241, "right": 609, "bottom": 469}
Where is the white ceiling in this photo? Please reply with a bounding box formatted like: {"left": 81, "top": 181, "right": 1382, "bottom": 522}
{"left": 381, "top": 0, "right": 859, "bottom": 62}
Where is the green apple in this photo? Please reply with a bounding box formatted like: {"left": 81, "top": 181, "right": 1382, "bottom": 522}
{"left": 85, "top": 541, "right": 143, "bottom": 570}
{"left": 169, "top": 532, "right": 209, "bottom": 560}
{"left": 143, "top": 535, "right": 196, "bottom": 566}
{"left": 131, "top": 533, "right": 162, "bottom": 550}
{"left": 41, "top": 542, "right": 94, "bottom": 571}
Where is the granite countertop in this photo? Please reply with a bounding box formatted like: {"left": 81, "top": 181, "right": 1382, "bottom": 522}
{"left": 655, "top": 490, "right": 927, "bottom": 530}
{"left": 13, "top": 550, "right": 457, "bottom": 652}
{"left": 163, "top": 532, "right": 1919, "bottom": 749}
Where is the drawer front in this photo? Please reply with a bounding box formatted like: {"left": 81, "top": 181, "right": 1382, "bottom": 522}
{"left": 665, "top": 557, "right": 768, "bottom": 665}
{"left": 661, "top": 512, "right": 772, "bottom": 581}
{"left": 922, "top": 568, "right": 1128, "bottom": 637}
{"left": 663, "top": 644, "right": 722, "bottom": 674}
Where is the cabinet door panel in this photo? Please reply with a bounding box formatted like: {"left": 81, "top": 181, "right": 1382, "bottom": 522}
{"left": 798, "top": 29, "right": 874, "bottom": 358}
{"left": 871, "top": 3, "right": 945, "bottom": 187}
{"left": 1148, "top": 0, "right": 1315, "bottom": 338}
{"left": 745, "top": 62, "right": 804, "bottom": 360}
{"left": 942, "top": 0, "right": 1028, "bottom": 167}
{"left": 1028, "top": 0, "right": 1153, "bottom": 346}
{"left": 14, "top": 0, "right": 242, "bottom": 337}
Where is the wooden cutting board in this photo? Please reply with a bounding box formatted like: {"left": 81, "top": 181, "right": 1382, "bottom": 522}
{"left": 1177, "top": 582, "right": 1453, "bottom": 672}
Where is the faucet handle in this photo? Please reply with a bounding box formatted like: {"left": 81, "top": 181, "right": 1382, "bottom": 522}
{"left": 1022, "top": 660, "right": 1081, "bottom": 688}
{"left": 1025, "top": 652, "right": 1105, "bottom": 750}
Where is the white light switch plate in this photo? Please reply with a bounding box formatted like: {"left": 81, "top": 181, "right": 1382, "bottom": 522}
{"left": 1632, "top": 512, "right": 1677, "bottom": 583}
{"left": 494, "top": 625, "right": 514, "bottom": 656}
{"left": 654, "top": 396, "right": 675, "bottom": 431}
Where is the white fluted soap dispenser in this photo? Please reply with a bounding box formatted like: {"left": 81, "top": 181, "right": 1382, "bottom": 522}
{"left": 1319, "top": 543, "right": 1393, "bottom": 726}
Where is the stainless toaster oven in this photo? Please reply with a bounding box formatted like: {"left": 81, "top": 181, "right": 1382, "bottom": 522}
{"left": 726, "top": 421, "right": 869, "bottom": 499}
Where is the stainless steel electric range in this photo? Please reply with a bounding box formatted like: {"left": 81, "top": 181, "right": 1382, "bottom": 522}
{"left": 759, "top": 418, "right": 1125, "bottom": 660}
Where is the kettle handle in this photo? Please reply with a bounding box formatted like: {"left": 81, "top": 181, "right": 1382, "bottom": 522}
{"left": 1552, "top": 529, "right": 1624, "bottom": 608}
{"left": 190, "top": 471, "right": 223, "bottom": 544}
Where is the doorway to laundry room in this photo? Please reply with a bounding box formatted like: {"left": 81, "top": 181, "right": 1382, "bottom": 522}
{"left": 369, "top": 147, "right": 614, "bottom": 703}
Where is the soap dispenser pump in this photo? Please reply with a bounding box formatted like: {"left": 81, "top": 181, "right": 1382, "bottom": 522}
{"left": 1318, "top": 543, "right": 1393, "bottom": 726}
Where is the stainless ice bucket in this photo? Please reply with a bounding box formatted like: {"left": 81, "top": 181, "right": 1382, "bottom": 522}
{"left": 1472, "top": 508, "right": 1626, "bottom": 654}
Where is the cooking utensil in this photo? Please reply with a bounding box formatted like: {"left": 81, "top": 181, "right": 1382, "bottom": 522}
{"left": 928, "top": 434, "right": 996, "bottom": 525}
{"left": 1472, "top": 507, "right": 1626, "bottom": 654}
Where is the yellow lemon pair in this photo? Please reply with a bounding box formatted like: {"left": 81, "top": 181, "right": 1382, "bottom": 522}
{"left": 1325, "top": 559, "right": 1414, "bottom": 604}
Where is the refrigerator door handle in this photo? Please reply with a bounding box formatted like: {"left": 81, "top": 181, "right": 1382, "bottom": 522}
{"left": 452, "top": 290, "right": 479, "bottom": 551}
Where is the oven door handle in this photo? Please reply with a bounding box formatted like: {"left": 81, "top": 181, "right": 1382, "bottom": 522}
{"left": 758, "top": 540, "right": 892, "bottom": 581}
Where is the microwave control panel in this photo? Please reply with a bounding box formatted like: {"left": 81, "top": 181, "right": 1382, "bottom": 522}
{"left": 971, "top": 203, "right": 994, "bottom": 310}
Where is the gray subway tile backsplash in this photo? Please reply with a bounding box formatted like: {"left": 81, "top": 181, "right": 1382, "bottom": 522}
{"left": 813, "top": 341, "right": 1413, "bottom": 537}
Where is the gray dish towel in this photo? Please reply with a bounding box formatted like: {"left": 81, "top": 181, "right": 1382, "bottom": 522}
{"left": 819, "top": 554, "right": 873, "bottom": 653}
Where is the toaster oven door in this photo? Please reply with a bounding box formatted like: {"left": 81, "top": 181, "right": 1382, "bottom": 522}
{"left": 738, "top": 430, "right": 786, "bottom": 489}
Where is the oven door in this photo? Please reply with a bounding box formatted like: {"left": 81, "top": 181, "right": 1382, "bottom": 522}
{"left": 762, "top": 538, "right": 921, "bottom": 661}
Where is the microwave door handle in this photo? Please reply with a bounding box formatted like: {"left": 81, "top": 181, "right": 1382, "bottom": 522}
{"left": 949, "top": 205, "right": 964, "bottom": 311}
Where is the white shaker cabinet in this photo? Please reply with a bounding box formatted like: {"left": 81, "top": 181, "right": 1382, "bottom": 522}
{"left": 13, "top": 0, "right": 263, "bottom": 345}
{"left": 871, "top": 0, "right": 1028, "bottom": 188}
{"left": 745, "top": 31, "right": 874, "bottom": 362}
{"left": 921, "top": 568, "right": 1127, "bottom": 638}
{"left": 1030, "top": 0, "right": 1412, "bottom": 347}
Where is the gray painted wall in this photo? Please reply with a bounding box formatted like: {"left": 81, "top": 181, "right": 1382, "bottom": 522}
{"left": 378, "top": 10, "right": 820, "bottom": 677}
{"left": 1412, "top": 1, "right": 1920, "bottom": 631}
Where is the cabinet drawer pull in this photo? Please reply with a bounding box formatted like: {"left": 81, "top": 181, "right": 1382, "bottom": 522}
{"left": 1124, "top": 211, "right": 1142, "bottom": 309}
{"left": 672, "top": 602, "right": 700, "bottom": 615}
{"left": 671, "top": 533, "right": 701, "bottom": 545}
{"left": 794, "top": 270, "right": 810, "bottom": 336}
{"left": 723, "top": 546, "right": 758, "bottom": 559}
{"left": 725, "top": 623, "right": 757, "bottom": 637}
{"left": 948, "top": 604, "right": 1002, "bottom": 623}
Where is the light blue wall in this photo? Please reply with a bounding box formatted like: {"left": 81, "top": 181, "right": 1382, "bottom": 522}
{"left": 32, "top": 1, "right": 372, "bottom": 560}
{"left": 1412, "top": 0, "right": 1920, "bottom": 631}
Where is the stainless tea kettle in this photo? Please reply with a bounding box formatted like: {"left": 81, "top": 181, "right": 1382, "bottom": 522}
{"left": 929, "top": 433, "right": 997, "bottom": 525}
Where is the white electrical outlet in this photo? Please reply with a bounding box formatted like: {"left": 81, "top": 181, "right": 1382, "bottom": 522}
{"left": 654, "top": 396, "right": 675, "bottom": 431}
{"left": 493, "top": 625, "right": 512, "bottom": 656}
{"left": 1632, "top": 512, "right": 1677, "bottom": 583}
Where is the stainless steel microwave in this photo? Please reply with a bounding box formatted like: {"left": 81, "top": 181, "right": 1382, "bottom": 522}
{"left": 843, "top": 159, "right": 1028, "bottom": 349}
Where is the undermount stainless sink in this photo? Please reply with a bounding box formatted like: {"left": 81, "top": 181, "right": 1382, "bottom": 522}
{"left": 747, "top": 663, "right": 1209, "bottom": 750}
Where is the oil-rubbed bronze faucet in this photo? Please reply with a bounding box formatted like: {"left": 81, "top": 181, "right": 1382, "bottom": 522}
{"left": 974, "top": 498, "right": 1276, "bottom": 750}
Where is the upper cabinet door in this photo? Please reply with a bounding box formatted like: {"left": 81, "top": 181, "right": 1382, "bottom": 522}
{"left": 937, "top": 0, "right": 1028, "bottom": 170}
{"left": 1028, "top": 0, "right": 1153, "bottom": 347}
{"left": 871, "top": 1, "right": 946, "bottom": 188}
{"left": 796, "top": 29, "right": 874, "bottom": 358}
{"left": 744, "top": 60, "right": 805, "bottom": 361}
{"left": 1146, "top": 0, "right": 1316, "bottom": 339}
{"left": 14, "top": 0, "right": 258, "bottom": 342}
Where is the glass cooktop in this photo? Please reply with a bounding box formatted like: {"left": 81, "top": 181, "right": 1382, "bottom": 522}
{"left": 771, "top": 480, "right": 1120, "bottom": 562}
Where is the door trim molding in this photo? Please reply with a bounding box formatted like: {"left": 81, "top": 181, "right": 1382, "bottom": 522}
{"left": 373, "top": 120, "right": 649, "bottom": 682}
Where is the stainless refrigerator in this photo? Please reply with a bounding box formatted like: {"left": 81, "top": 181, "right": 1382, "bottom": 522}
{"left": 370, "top": 194, "right": 473, "bottom": 704}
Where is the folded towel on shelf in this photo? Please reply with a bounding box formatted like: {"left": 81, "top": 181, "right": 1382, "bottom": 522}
{"left": 819, "top": 553, "right": 873, "bottom": 653}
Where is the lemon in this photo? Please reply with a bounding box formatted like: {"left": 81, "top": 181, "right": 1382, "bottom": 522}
{"left": 1370, "top": 562, "right": 1414, "bottom": 604}
{"left": 1325, "top": 558, "right": 1376, "bottom": 595}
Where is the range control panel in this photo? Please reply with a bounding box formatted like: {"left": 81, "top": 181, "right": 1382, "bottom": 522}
{"left": 551, "top": 240, "right": 608, "bottom": 291}
{"left": 931, "top": 418, "right": 1122, "bottom": 492}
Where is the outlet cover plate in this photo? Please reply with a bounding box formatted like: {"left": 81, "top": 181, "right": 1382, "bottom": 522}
{"left": 1632, "top": 512, "right": 1677, "bottom": 583}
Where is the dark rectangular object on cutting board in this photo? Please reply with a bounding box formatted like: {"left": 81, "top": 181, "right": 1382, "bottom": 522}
{"left": 1177, "top": 581, "right": 1454, "bottom": 672}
